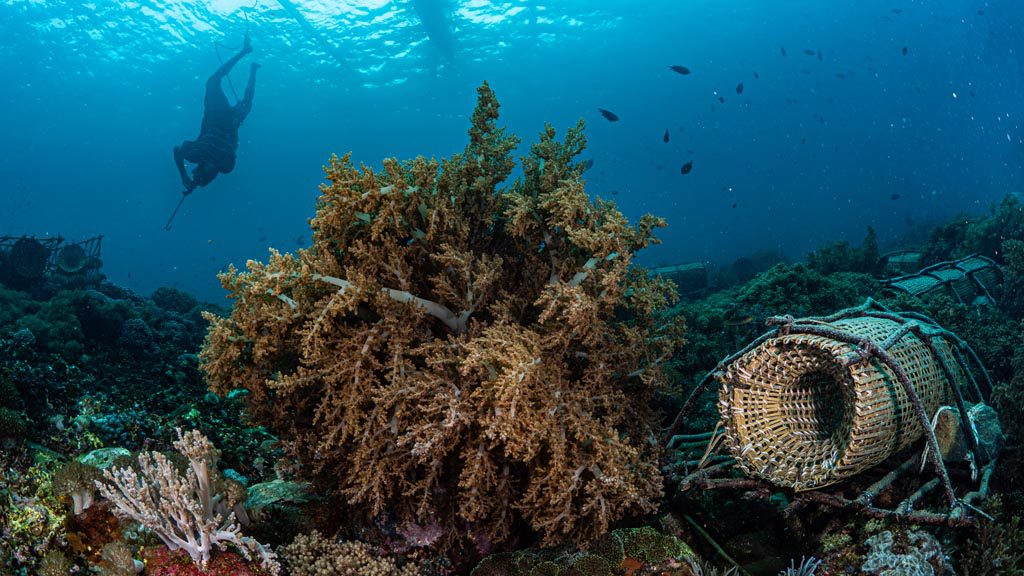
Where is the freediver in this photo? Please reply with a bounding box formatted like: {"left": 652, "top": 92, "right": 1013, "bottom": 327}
{"left": 173, "top": 34, "right": 259, "bottom": 195}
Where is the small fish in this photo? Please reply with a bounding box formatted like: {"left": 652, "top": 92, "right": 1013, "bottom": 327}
{"left": 802, "top": 49, "right": 816, "bottom": 56}
{"left": 736, "top": 82, "right": 744, "bottom": 94}
{"left": 680, "top": 161, "right": 693, "bottom": 175}
{"left": 717, "top": 96, "right": 725, "bottom": 103}
{"left": 669, "top": 65, "right": 691, "bottom": 75}
{"left": 753, "top": 71, "right": 759, "bottom": 79}
{"left": 817, "top": 49, "right": 823, "bottom": 61}
{"left": 610, "top": 190, "right": 619, "bottom": 196}
{"left": 836, "top": 73, "right": 847, "bottom": 79}
{"left": 583, "top": 158, "right": 595, "bottom": 171}
{"left": 977, "top": 9, "right": 984, "bottom": 15}
{"left": 902, "top": 46, "right": 908, "bottom": 56}
{"left": 724, "top": 315, "right": 754, "bottom": 327}
{"left": 891, "top": 7, "right": 903, "bottom": 14}
{"left": 598, "top": 108, "right": 619, "bottom": 122}
{"left": 780, "top": 45, "right": 787, "bottom": 57}
{"left": 890, "top": 193, "right": 901, "bottom": 200}
{"left": 663, "top": 129, "right": 670, "bottom": 143}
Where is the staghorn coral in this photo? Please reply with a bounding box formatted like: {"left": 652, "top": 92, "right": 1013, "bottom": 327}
{"left": 96, "top": 429, "right": 279, "bottom": 573}
{"left": 201, "top": 82, "right": 684, "bottom": 551}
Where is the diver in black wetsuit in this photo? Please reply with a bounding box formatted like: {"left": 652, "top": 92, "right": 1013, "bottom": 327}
{"left": 174, "top": 34, "right": 259, "bottom": 195}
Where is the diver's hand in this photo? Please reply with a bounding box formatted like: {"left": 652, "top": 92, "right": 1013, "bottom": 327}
{"left": 242, "top": 33, "right": 253, "bottom": 55}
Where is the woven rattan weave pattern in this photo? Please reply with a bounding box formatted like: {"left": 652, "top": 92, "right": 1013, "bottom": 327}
{"left": 717, "top": 315, "right": 963, "bottom": 491}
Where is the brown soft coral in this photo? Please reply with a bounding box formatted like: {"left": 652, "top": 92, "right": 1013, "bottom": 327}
{"left": 201, "top": 82, "right": 684, "bottom": 552}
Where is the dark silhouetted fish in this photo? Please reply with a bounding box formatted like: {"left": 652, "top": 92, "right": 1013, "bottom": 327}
{"left": 610, "top": 190, "right": 619, "bottom": 196}
{"left": 891, "top": 7, "right": 903, "bottom": 14}
{"left": 732, "top": 203, "right": 738, "bottom": 209}
{"left": 902, "top": 46, "right": 908, "bottom": 56}
{"left": 817, "top": 49, "right": 823, "bottom": 61}
{"left": 977, "top": 9, "right": 984, "bottom": 15}
{"left": 781, "top": 45, "right": 787, "bottom": 57}
{"left": 890, "top": 193, "right": 901, "bottom": 200}
{"left": 669, "top": 65, "right": 691, "bottom": 75}
{"left": 680, "top": 161, "right": 693, "bottom": 175}
{"left": 736, "top": 82, "right": 744, "bottom": 94}
{"left": 663, "top": 130, "right": 670, "bottom": 143}
{"left": 583, "top": 158, "right": 594, "bottom": 171}
{"left": 753, "top": 71, "right": 760, "bottom": 79}
{"left": 718, "top": 96, "right": 725, "bottom": 103}
{"left": 836, "top": 73, "right": 847, "bottom": 79}
{"left": 598, "top": 108, "right": 619, "bottom": 122}
{"left": 803, "top": 49, "right": 816, "bottom": 56}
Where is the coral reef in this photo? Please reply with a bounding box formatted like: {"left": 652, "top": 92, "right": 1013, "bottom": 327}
{"left": 96, "top": 541, "right": 142, "bottom": 576}
{"left": 920, "top": 193, "right": 1024, "bottom": 265}
{"left": 142, "top": 547, "right": 273, "bottom": 576}
{"left": 201, "top": 82, "right": 684, "bottom": 553}
{"left": 955, "top": 496, "right": 1024, "bottom": 576}
{"left": 97, "top": 429, "right": 279, "bottom": 573}
{"left": 1000, "top": 238, "right": 1024, "bottom": 320}
{"left": 280, "top": 531, "right": 420, "bottom": 576}
{"left": 37, "top": 550, "right": 73, "bottom": 575}
{"left": 806, "top": 226, "right": 879, "bottom": 276}
{"left": 52, "top": 460, "right": 102, "bottom": 515}
{"left": 470, "top": 526, "right": 696, "bottom": 576}
{"left": 860, "top": 530, "right": 953, "bottom": 575}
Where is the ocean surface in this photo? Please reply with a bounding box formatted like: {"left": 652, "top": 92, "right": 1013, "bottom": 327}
{"left": 1, "top": 0, "right": 1021, "bottom": 301}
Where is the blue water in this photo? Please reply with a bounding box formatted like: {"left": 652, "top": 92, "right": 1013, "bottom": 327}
{"left": 1, "top": 0, "right": 1021, "bottom": 301}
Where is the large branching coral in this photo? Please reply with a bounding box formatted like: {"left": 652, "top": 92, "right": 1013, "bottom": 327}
{"left": 201, "top": 82, "right": 684, "bottom": 551}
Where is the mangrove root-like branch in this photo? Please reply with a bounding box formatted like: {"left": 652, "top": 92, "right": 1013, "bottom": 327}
{"left": 313, "top": 273, "right": 469, "bottom": 334}
{"left": 683, "top": 514, "right": 753, "bottom": 576}
{"left": 855, "top": 454, "right": 920, "bottom": 506}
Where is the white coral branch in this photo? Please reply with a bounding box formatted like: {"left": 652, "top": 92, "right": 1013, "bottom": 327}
{"left": 96, "top": 429, "right": 280, "bottom": 574}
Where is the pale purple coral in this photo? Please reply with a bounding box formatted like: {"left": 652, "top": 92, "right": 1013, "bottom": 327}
{"left": 96, "top": 429, "right": 280, "bottom": 574}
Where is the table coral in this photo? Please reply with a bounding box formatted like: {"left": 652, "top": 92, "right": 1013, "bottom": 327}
{"left": 201, "top": 82, "right": 685, "bottom": 552}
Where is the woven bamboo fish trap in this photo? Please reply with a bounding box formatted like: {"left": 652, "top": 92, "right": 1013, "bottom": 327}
{"left": 653, "top": 261, "right": 710, "bottom": 295}
{"left": 714, "top": 306, "right": 983, "bottom": 492}
{"left": 883, "top": 254, "right": 1000, "bottom": 306}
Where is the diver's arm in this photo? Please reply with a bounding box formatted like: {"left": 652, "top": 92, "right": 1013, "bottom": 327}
{"left": 173, "top": 146, "right": 193, "bottom": 190}
{"left": 210, "top": 34, "right": 253, "bottom": 81}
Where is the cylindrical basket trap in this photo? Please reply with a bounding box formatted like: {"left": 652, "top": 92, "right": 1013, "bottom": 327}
{"left": 717, "top": 315, "right": 965, "bottom": 491}
{"left": 57, "top": 244, "right": 87, "bottom": 274}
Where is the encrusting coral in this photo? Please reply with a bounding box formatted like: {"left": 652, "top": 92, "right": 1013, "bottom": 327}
{"left": 201, "top": 82, "right": 685, "bottom": 552}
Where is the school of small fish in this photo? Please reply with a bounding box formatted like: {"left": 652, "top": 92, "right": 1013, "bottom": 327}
{"left": 591, "top": 5, "right": 938, "bottom": 207}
